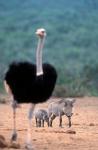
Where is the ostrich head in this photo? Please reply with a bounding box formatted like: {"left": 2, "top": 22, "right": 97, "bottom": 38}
{"left": 35, "top": 28, "right": 46, "bottom": 38}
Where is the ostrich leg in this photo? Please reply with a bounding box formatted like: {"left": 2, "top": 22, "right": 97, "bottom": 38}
{"left": 25, "top": 103, "right": 35, "bottom": 149}
{"left": 11, "top": 100, "right": 18, "bottom": 141}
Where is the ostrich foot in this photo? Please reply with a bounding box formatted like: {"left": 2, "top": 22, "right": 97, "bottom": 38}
{"left": 9, "top": 141, "right": 20, "bottom": 149}
{"left": 11, "top": 132, "right": 17, "bottom": 142}
{"left": 25, "top": 143, "right": 34, "bottom": 150}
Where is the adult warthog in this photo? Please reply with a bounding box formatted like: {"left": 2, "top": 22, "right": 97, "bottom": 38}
{"left": 48, "top": 98, "right": 76, "bottom": 127}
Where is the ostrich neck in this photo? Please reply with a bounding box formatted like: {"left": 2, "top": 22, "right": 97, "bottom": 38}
{"left": 36, "top": 37, "right": 45, "bottom": 76}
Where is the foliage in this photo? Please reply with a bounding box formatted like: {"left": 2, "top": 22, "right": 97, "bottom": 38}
{"left": 0, "top": 0, "right": 98, "bottom": 97}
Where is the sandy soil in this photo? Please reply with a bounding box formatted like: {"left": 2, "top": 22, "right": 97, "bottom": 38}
{"left": 0, "top": 96, "right": 98, "bottom": 150}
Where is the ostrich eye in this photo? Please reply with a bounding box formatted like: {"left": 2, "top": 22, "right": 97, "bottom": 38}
{"left": 41, "top": 30, "right": 44, "bottom": 32}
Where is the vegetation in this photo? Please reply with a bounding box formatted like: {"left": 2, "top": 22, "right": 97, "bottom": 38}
{"left": 0, "top": 0, "right": 98, "bottom": 97}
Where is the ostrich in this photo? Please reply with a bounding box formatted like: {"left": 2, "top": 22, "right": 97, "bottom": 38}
{"left": 4, "top": 28, "right": 57, "bottom": 149}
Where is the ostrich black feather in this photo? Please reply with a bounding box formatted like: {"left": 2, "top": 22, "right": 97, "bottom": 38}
{"left": 4, "top": 61, "right": 57, "bottom": 104}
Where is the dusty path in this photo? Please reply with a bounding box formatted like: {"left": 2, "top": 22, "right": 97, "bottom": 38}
{"left": 0, "top": 97, "right": 98, "bottom": 150}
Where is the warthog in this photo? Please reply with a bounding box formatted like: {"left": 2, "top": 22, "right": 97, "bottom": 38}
{"left": 34, "top": 109, "right": 49, "bottom": 127}
{"left": 48, "top": 98, "right": 76, "bottom": 127}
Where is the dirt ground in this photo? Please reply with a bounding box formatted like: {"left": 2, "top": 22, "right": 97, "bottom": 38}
{"left": 0, "top": 96, "right": 98, "bottom": 150}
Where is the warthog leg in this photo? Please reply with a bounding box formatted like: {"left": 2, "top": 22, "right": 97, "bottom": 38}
{"left": 68, "top": 116, "right": 71, "bottom": 127}
{"left": 49, "top": 114, "right": 56, "bottom": 127}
